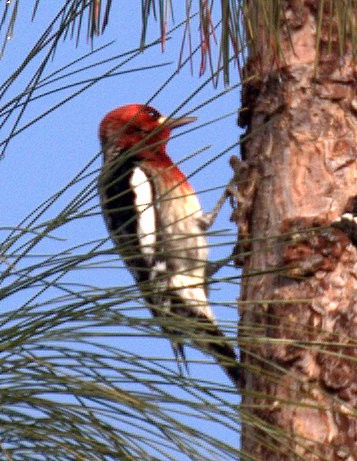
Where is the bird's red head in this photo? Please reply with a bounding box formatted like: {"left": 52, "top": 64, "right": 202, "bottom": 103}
{"left": 99, "top": 104, "right": 196, "bottom": 163}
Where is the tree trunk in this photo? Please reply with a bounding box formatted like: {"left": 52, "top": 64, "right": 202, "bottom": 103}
{"left": 238, "top": 1, "right": 356, "bottom": 459}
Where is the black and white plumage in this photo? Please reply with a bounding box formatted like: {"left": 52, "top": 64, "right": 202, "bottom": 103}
{"left": 98, "top": 104, "right": 240, "bottom": 385}
{"left": 332, "top": 196, "right": 357, "bottom": 247}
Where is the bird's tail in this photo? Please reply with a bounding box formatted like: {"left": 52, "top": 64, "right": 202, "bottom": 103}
{"left": 160, "top": 306, "right": 240, "bottom": 387}
{"left": 156, "top": 311, "right": 240, "bottom": 387}
{"left": 144, "top": 275, "right": 240, "bottom": 387}
{"left": 201, "top": 330, "right": 240, "bottom": 387}
{"left": 169, "top": 276, "right": 240, "bottom": 387}
{"left": 189, "top": 317, "right": 240, "bottom": 387}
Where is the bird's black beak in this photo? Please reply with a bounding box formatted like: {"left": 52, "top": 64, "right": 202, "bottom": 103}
{"left": 158, "top": 115, "right": 197, "bottom": 129}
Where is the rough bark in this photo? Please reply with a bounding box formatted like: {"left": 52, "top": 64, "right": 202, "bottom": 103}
{"left": 238, "top": 1, "right": 357, "bottom": 459}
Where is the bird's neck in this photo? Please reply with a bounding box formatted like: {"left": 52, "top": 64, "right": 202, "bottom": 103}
{"left": 141, "top": 148, "right": 193, "bottom": 193}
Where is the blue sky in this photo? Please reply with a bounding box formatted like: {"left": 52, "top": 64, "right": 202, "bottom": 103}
{"left": 1, "top": 3, "right": 243, "bottom": 458}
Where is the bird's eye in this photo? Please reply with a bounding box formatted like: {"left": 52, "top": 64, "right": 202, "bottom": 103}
{"left": 144, "top": 107, "right": 160, "bottom": 120}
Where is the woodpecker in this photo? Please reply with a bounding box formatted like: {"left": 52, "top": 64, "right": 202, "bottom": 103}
{"left": 98, "top": 104, "right": 239, "bottom": 386}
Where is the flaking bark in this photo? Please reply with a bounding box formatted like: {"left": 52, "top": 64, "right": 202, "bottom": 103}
{"left": 238, "top": 1, "right": 356, "bottom": 459}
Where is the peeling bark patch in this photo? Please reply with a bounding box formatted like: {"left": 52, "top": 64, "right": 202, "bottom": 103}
{"left": 319, "top": 356, "right": 352, "bottom": 391}
{"left": 280, "top": 217, "right": 349, "bottom": 277}
{"left": 317, "top": 310, "right": 357, "bottom": 398}
{"left": 239, "top": 1, "right": 356, "bottom": 457}
{"left": 267, "top": 308, "right": 312, "bottom": 365}
{"left": 316, "top": 82, "right": 352, "bottom": 101}
{"left": 229, "top": 157, "right": 260, "bottom": 266}
{"left": 238, "top": 73, "right": 285, "bottom": 130}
